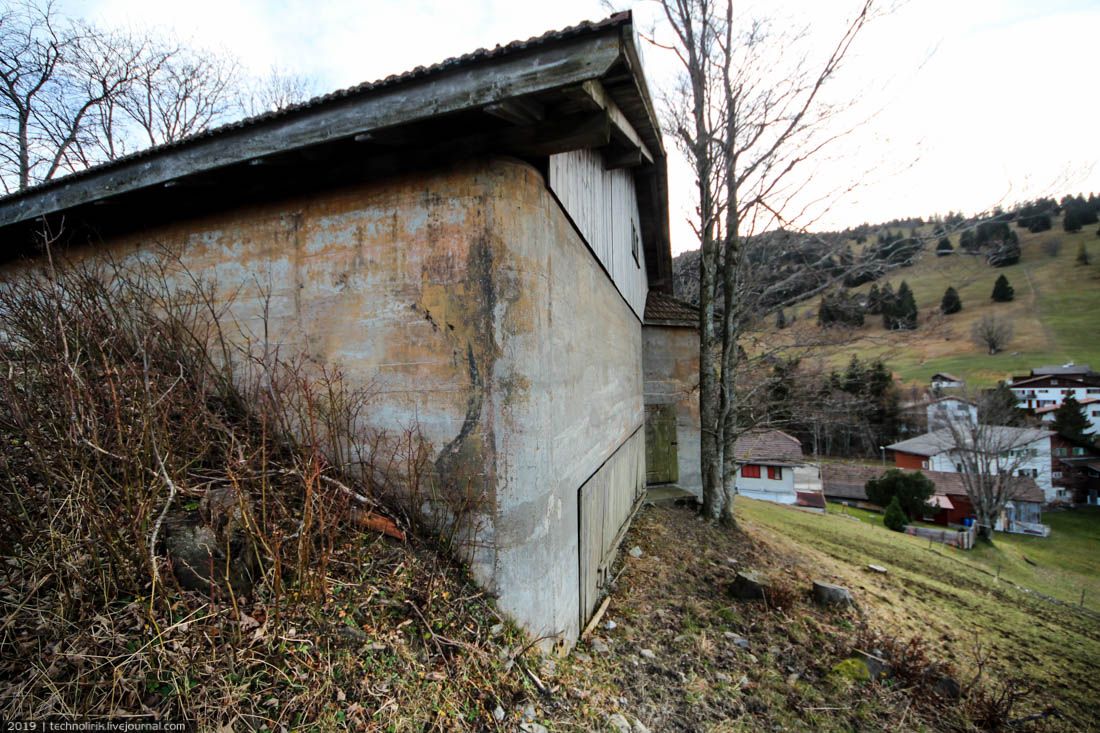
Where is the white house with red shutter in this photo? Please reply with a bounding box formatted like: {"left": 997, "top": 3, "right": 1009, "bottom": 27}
{"left": 734, "top": 430, "right": 807, "bottom": 505}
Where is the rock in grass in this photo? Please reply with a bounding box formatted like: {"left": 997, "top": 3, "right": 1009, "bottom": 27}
{"left": 590, "top": 637, "right": 610, "bottom": 654}
{"left": 812, "top": 580, "right": 853, "bottom": 606}
{"left": 628, "top": 546, "right": 643, "bottom": 558}
{"left": 855, "top": 650, "right": 890, "bottom": 681}
{"left": 607, "top": 713, "right": 632, "bottom": 733}
{"left": 867, "top": 564, "right": 887, "bottom": 574}
{"left": 639, "top": 648, "right": 656, "bottom": 660}
{"left": 729, "top": 571, "right": 769, "bottom": 600}
{"left": 829, "top": 657, "right": 871, "bottom": 685}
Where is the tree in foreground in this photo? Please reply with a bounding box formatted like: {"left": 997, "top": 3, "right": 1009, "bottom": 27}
{"left": 882, "top": 496, "right": 907, "bottom": 532}
{"left": 991, "top": 274, "right": 1014, "bottom": 302}
{"left": 971, "top": 313, "right": 1013, "bottom": 354}
{"left": 865, "top": 468, "right": 934, "bottom": 519}
{"left": 940, "top": 286, "right": 962, "bottom": 315}
{"left": 1052, "top": 394, "right": 1094, "bottom": 444}
{"left": 657, "top": 0, "right": 875, "bottom": 525}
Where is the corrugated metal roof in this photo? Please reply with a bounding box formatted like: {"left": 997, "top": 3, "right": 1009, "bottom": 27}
{"left": 0, "top": 12, "right": 633, "bottom": 205}
{"left": 886, "top": 426, "right": 1053, "bottom": 457}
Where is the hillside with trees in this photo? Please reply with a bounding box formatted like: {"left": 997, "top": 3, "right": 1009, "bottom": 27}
{"left": 671, "top": 197, "right": 1100, "bottom": 386}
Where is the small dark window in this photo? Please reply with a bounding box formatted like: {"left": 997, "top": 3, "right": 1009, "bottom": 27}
{"left": 631, "top": 220, "right": 640, "bottom": 268}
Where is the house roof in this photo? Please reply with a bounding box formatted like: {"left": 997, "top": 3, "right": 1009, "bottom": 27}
{"left": 1032, "top": 364, "right": 1094, "bottom": 376}
{"left": 0, "top": 12, "right": 674, "bottom": 290}
{"left": 821, "top": 464, "right": 1044, "bottom": 504}
{"left": 931, "top": 373, "right": 963, "bottom": 382}
{"left": 886, "top": 426, "right": 1053, "bottom": 457}
{"left": 735, "top": 429, "right": 803, "bottom": 466}
{"left": 643, "top": 291, "right": 698, "bottom": 327}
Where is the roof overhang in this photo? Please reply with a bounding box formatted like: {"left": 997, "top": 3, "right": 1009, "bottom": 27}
{"left": 0, "top": 12, "right": 673, "bottom": 290}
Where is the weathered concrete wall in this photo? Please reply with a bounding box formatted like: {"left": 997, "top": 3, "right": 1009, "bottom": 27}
{"left": 487, "top": 159, "right": 645, "bottom": 644}
{"left": 1, "top": 156, "right": 645, "bottom": 647}
{"left": 642, "top": 325, "right": 701, "bottom": 496}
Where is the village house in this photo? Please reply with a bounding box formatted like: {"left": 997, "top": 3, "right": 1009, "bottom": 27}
{"left": 900, "top": 395, "right": 977, "bottom": 435}
{"left": 733, "top": 430, "right": 806, "bottom": 505}
{"left": 821, "top": 464, "right": 1047, "bottom": 535}
{"left": 0, "top": 13, "right": 673, "bottom": 648}
{"left": 930, "top": 372, "right": 965, "bottom": 391}
{"left": 1007, "top": 363, "right": 1100, "bottom": 411}
{"left": 1035, "top": 397, "right": 1100, "bottom": 436}
{"left": 886, "top": 426, "right": 1058, "bottom": 503}
{"left": 1049, "top": 434, "right": 1100, "bottom": 504}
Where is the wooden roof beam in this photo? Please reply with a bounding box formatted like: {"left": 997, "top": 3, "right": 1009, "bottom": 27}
{"left": 561, "top": 79, "right": 653, "bottom": 166}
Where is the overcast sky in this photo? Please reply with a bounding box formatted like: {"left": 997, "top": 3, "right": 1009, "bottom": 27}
{"left": 63, "top": 0, "right": 1100, "bottom": 254}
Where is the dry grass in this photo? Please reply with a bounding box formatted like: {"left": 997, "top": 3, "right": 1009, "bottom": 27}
{"left": 0, "top": 250, "right": 534, "bottom": 730}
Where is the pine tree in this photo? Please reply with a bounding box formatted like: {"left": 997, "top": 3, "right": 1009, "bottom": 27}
{"left": 940, "top": 286, "right": 962, "bottom": 315}
{"left": 776, "top": 309, "right": 787, "bottom": 329}
{"left": 866, "top": 283, "right": 882, "bottom": 314}
{"left": 883, "top": 495, "right": 907, "bottom": 532}
{"left": 893, "top": 281, "right": 918, "bottom": 329}
{"left": 936, "top": 237, "right": 954, "bottom": 256}
{"left": 991, "top": 274, "right": 1014, "bottom": 302}
{"left": 1052, "top": 394, "right": 1093, "bottom": 443}
{"left": 1077, "top": 242, "right": 1090, "bottom": 266}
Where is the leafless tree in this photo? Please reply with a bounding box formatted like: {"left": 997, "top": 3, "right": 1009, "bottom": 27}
{"left": 938, "top": 392, "right": 1048, "bottom": 542}
{"left": 241, "top": 66, "right": 316, "bottom": 117}
{"left": 655, "top": 0, "right": 875, "bottom": 524}
{"left": 971, "top": 313, "right": 1013, "bottom": 355}
{"left": 116, "top": 41, "right": 239, "bottom": 149}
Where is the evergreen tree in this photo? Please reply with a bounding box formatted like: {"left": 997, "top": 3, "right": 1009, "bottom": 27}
{"left": 1064, "top": 208, "right": 1082, "bottom": 232}
{"left": 866, "top": 283, "right": 882, "bottom": 314}
{"left": 959, "top": 228, "right": 977, "bottom": 252}
{"left": 1077, "top": 242, "right": 1090, "bottom": 266}
{"left": 776, "top": 309, "right": 787, "bottom": 329}
{"left": 987, "top": 230, "right": 1021, "bottom": 267}
{"left": 887, "top": 281, "right": 918, "bottom": 329}
{"left": 1052, "top": 394, "right": 1094, "bottom": 443}
{"left": 991, "top": 274, "right": 1014, "bottom": 302}
{"left": 940, "top": 286, "right": 962, "bottom": 314}
{"left": 981, "top": 384, "right": 1024, "bottom": 425}
{"left": 936, "top": 237, "right": 953, "bottom": 256}
{"left": 866, "top": 469, "right": 935, "bottom": 519}
{"left": 883, "top": 496, "right": 907, "bottom": 532}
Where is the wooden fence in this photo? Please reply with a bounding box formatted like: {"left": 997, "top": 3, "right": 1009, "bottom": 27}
{"left": 905, "top": 524, "right": 976, "bottom": 550}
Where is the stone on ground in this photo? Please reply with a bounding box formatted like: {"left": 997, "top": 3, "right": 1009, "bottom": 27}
{"left": 812, "top": 580, "right": 853, "bottom": 605}
{"left": 729, "top": 571, "right": 769, "bottom": 600}
{"left": 867, "top": 564, "right": 888, "bottom": 574}
{"left": 628, "top": 546, "right": 643, "bottom": 558}
{"left": 607, "top": 713, "right": 632, "bottom": 732}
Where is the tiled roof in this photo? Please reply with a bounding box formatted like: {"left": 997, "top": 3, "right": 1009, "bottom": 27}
{"left": 821, "top": 464, "right": 1044, "bottom": 504}
{"left": 734, "top": 429, "right": 803, "bottom": 466}
{"left": 0, "top": 12, "right": 633, "bottom": 204}
{"left": 643, "top": 291, "right": 698, "bottom": 326}
{"left": 931, "top": 373, "right": 963, "bottom": 382}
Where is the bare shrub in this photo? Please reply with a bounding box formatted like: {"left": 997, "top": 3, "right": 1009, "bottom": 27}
{"left": 971, "top": 313, "right": 1013, "bottom": 355}
{"left": 0, "top": 246, "right": 506, "bottom": 727}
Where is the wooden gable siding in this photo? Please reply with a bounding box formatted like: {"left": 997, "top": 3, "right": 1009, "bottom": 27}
{"left": 548, "top": 149, "right": 647, "bottom": 319}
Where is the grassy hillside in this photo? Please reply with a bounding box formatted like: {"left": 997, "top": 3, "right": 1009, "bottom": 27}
{"left": 784, "top": 220, "right": 1100, "bottom": 386}
{"left": 737, "top": 499, "right": 1099, "bottom": 730}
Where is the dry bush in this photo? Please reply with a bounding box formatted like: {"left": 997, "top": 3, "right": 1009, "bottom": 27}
{"left": 0, "top": 247, "right": 515, "bottom": 728}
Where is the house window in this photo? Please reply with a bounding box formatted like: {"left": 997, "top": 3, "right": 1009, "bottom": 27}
{"left": 955, "top": 463, "right": 963, "bottom": 472}
{"left": 1054, "top": 447, "right": 1068, "bottom": 457}
{"left": 742, "top": 464, "right": 761, "bottom": 479}
{"left": 1053, "top": 471, "right": 1062, "bottom": 479}
{"left": 631, "top": 220, "right": 640, "bottom": 268}
{"left": 1017, "top": 468, "right": 1038, "bottom": 478}
{"left": 1073, "top": 447, "right": 1086, "bottom": 456}
{"left": 767, "top": 466, "right": 781, "bottom": 480}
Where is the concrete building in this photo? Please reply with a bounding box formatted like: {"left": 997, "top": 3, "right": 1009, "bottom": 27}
{"left": 641, "top": 292, "right": 701, "bottom": 496}
{"left": 0, "top": 13, "right": 673, "bottom": 649}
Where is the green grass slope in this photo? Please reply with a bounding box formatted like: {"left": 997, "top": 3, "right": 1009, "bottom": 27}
{"left": 788, "top": 220, "right": 1100, "bottom": 386}
{"left": 739, "top": 499, "right": 1100, "bottom": 730}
